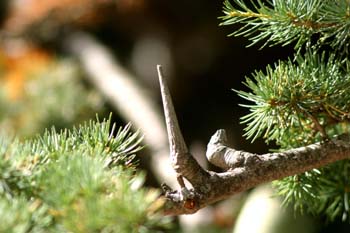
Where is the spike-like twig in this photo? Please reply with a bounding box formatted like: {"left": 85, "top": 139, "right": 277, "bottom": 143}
{"left": 157, "top": 65, "right": 209, "bottom": 214}
{"left": 157, "top": 65, "right": 191, "bottom": 192}
{"left": 157, "top": 65, "right": 209, "bottom": 193}
{"left": 157, "top": 65, "right": 188, "bottom": 156}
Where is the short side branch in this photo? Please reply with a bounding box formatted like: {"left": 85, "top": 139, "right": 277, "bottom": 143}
{"left": 206, "top": 130, "right": 350, "bottom": 173}
{"left": 164, "top": 129, "right": 350, "bottom": 215}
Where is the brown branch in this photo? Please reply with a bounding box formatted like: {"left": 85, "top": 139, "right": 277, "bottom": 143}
{"left": 165, "top": 130, "right": 350, "bottom": 215}
{"left": 157, "top": 65, "right": 210, "bottom": 188}
{"left": 157, "top": 66, "right": 350, "bottom": 216}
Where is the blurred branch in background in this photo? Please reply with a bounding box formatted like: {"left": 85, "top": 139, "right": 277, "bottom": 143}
{"left": 64, "top": 31, "right": 177, "bottom": 186}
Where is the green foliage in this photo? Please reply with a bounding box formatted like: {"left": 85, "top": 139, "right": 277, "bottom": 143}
{"left": 236, "top": 52, "right": 350, "bottom": 146}
{"left": 0, "top": 197, "right": 52, "bottom": 233}
{"left": 0, "top": 59, "right": 104, "bottom": 137}
{"left": 220, "top": 0, "right": 350, "bottom": 54}
{"left": 274, "top": 161, "right": 350, "bottom": 222}
{"left": 0, "top": 117, "right": 171, "bottom": 232}
{"left": 273, "top": 170, "right": 323, "bottom": 215}
{"left": 221, "top": 0, "right": 350, "bottom": 222}
{"left": 318, "top": 160, "right": 350, "bottom": 221}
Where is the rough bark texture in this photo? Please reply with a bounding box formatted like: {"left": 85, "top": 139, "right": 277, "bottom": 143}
{"left": 157, "top": 65, "right": 210, "bottom": 188}
{"left": 157, "top": 66, "right": 350, "bottom": 215}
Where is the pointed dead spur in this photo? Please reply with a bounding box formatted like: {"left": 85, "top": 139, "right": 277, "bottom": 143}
{"left": 157, "top": 65, "right": 210, "bottom": 214}
{"left": 157, "top": 65, "right": 208, "bottom": 192}
{"left": 157, "top": 65, "right": 188, "bottom": 158}
{"left": 157, "top": 65, "right": 189, "bottom": 191}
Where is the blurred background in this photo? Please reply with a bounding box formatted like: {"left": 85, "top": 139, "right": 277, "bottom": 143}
{"left": 0, "top": 0, "right": 349, "bottom": 232}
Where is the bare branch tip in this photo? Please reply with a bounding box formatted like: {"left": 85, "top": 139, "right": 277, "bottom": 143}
{"left": 157, "top": 64, "right": 163, "bottom": 75}
{"left": 157, "top": 63, "right": 189, "bottom": 156}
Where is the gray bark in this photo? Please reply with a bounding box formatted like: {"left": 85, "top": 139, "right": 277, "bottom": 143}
{"left": 157, "top": 65, "right": 350, "bottom": 215}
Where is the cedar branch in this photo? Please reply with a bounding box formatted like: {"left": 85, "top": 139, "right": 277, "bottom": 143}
{"left": 157, "top": 65, "right": 350, "bottom": 215}
{"left": 164, "top": 130, "right": 350, "bottom": 215}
